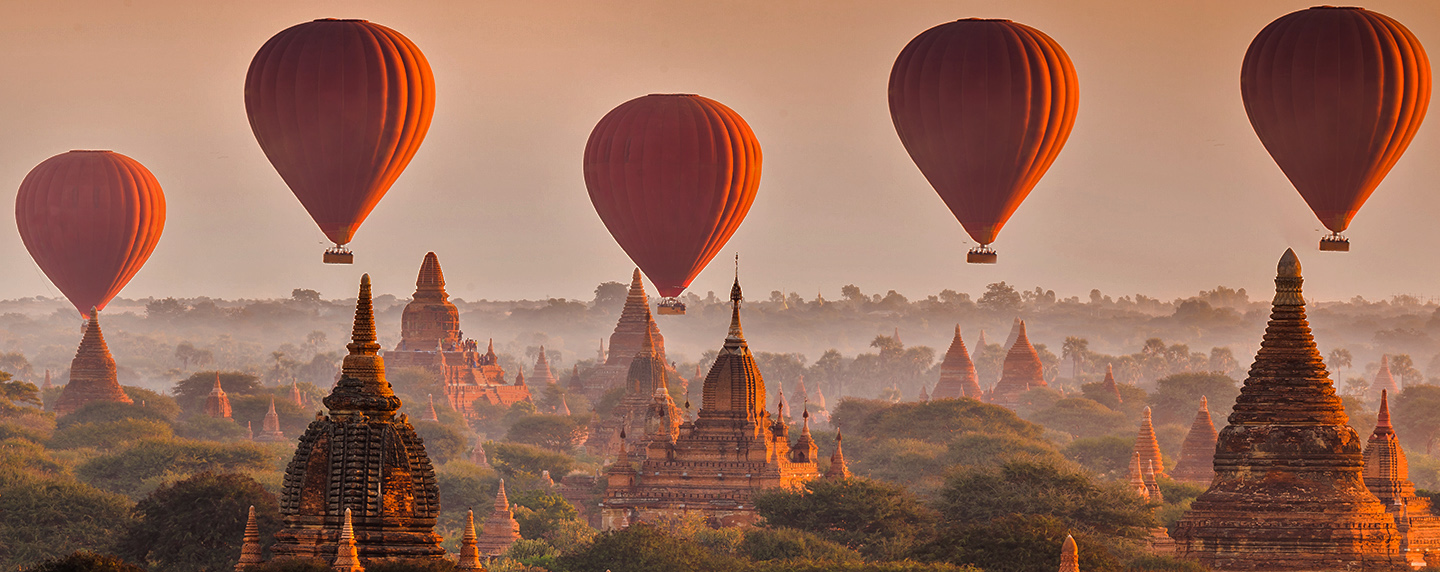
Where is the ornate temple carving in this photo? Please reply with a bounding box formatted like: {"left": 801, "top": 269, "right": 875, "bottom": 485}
{"left": 599, "top": 278, "right": 823, "bottom": 529}
{"left": 54, "top": 312, "right": 132, "bottom": 415}
{"left": 932, "top": 325, "right": 982, "bottom": 399}
{"left": 1173, "top": 250, "right": 1407, "bottom": 570}
{"left": 272, "top": 275, "right": 445, "bottom": 562}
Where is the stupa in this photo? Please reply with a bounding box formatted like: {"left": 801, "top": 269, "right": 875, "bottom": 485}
{"left": 1132, "top": 407, "right": 1166, "bottom": 479}
{"left": 235, "top": 506, "right": 263, "bottom": 571}
{"left": 1363, "top": 391, "right": 1440, "bottom": 567}
{"left": 272, "top": 275, "right": 445, "bottom": 562}
{"left": 599, "top": 277, "right": 823, "bottom": 528}
{"left": 476, "top": 480, "right": 520, "bottom": 556}
{"left": 1171, "top": 397, "right": 1218, "bottom": 484}
{"left": 206, "top": 373, "right": 233, "bottom": 419}
{"left": 989, "top": 320, "right": 1046, "bottom": 408}
{"left": 585, "top": 327, "right": 680, "bottom": 456}
{"left": 255, "top": 397, "right": 286, "bottom": 442}
{"left": 456, "top": 509, "right": 483, "bottom": 570}
{"left": 1372, "top": 355, "right": 1399, "bottom": 404}
{"left": 384, "top": 253, "right": 528, "bottom": 414}
{"left": 53, "top": 312, "right": 132, "bottom": 415}
{"left": 1059, "top": 534, "right": 1079, "bottom": 572}
{"left": 932, "top": 325, "right": 982, "bottom": 399}
{"left": 1101, "top": 364, "right": 1122, "bottom": 404}
{"left": 531, "top": 347, "right": 558, "bottom": 386}
{"left": 825, "top": 430, "right": 850, "bottom": 480}
{"left": 583, "top": 269, "right": 670, "bottom": 394}
{"left": 1173, "top": 249, "right": 1406, "bottom": 570}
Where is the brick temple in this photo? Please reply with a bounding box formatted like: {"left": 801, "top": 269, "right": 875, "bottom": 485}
{"left": 586, "top": 321, "right": 681, "bottom": 457}
{"left": 53, "top": 312, "right": 132, "bottom": 415}
{"left": 1171, "top": 396, "right": 1217, "bottom": 485}
{"left": 1364, "top": 391, "right": 1440, "bottom": 567}
{"left": 271, "top": 274, "right": 446, "bottom": 562}
{"left": 383, "top": 252, "right": 530, "bottom": 414}
{"left": 583, "top": 269, "right": 672, "bottom": 395}
{"left": 989, "top": 320, "right": 1046, "bottom": 408}
{"left": 932, "top": 325, "right": 982, "bottom": 399}
{"left": 599, "top": 278, "right": 823, "bottom": 528}
{"left": 1173, "top": 250, "right": 1407, "bottom": 570}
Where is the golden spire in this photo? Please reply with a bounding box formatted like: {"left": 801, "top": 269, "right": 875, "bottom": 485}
{"left": 235, "top": 505, "right": 263, "bottom": 571}
{"left": 1376, "top": 390, "right": 1393, "bottom": 433}
{"left": 721, "top": 277, "right": 746, "bottom": 354}
{"left": 826, "top": 429, "right": 850, "bottom": 480}
{"left": 1059, "top": 534, "right": 1079, "bottom": 572}
{"left": 494, "top": 479, "right": 510, "bottom": 512}
{"left": 456, "top": 509, "right": 483, "bottom": 570}
{"left": 1134, "top": 406, "right": 1165, "bottom": 479}
{"left": 332, "top": 508, "right": 364, "bottom": 572}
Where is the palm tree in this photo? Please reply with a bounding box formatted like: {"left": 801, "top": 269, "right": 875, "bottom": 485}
{"left": 1061, "top": 337, "right": 1089, "bottom": 379}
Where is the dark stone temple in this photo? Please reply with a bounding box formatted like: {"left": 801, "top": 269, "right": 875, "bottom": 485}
{"left": 1173, "top": 250, "right": 1407, "bottom": 570}
{"left": 271, "top": 274, "right": 445, "bottom": 562}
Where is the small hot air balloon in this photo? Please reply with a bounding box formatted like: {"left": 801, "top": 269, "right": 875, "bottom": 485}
{"left": 889, "top": 19, "right": 1079, "bottom": 264}
{"left": 15, "top": 150, "right": 166, "bottom": 318}
{"left": 1241, "top": 7, "right": 1430, "bottom": 252}
{"left": 584, "top": 94, "right": 763, "bottom": 314}
{"left": 244, "top": 19, "right": 436, "bottom": 264}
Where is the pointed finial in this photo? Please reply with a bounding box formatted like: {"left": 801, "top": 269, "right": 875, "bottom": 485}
{"left": 1273, "top": 249, "right": 1305, "bottom": 305}
{"left": 631, "top": 268, "right": 642, "bottom": 287}
{"left": 495, "top": 478, "right": 510, "bottom": 511}
{"left": 1059, "top": 535, "right": 1079, "bottom": 572}
{"left": 457, "top": 508, "right": 482, "bottom": 570}
{"left": 236, "top": 505, "right": 263, "bottom": 570}
{"left": 1278, "top": 248, "right": 1301, "bottom": 277}
{"left": 333, "top": 507, "right": 363, "bottom": 572}
{"left": 1199, "top": 396, "right": 1208, "bottom": 411}
{"left": 1378, "top": 389, "right": 1392, "bottom": 429}
{"left": 348, "top": 274, "right": 380, "bottom": 354}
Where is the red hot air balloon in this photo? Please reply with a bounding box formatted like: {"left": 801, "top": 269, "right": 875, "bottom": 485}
{"left": 244, "top": 19, "right": 436, "bottom": 264}
{"left": 889, "top": 19, "right": 1079, "bottom": 264}
{"left": 1241, "top": 7, "right": 1430, "bottom": 252}
{"left": 15, "top": 150, "right": 166, "bottom": 318}
{"left": 584, "top": 94, "right": 763, "bottom": 315}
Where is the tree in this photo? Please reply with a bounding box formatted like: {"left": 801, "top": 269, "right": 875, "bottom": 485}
{"left": 29, "top": 552, "right": 145, "bottom": 572}
{"left": 412, "top": 420, "right": 467, "bottom": 463}
{"left": 754, "top": 477, "right": 937, "bottom": 559}
{"left": 1208, "top": 347, "right": 1239, "bottom": 376}
{"left": 739, "top": 527, "right": 862, "bottom": 563}
{"left": 511, "top": 489, "right": 584, "bottom": 540}
{"left": 1390, "top": 354, "right": 1423, "bottom": 388}
{"left": 483, "top": 441, "right": 575, "bottom": 486}
{"left": 1061, "top": 436, "right": 1133, "bottom": 479}
{"left": 1062, "top": 337, "right": 1089, "bottom": 378}
{"left": 1029, "top": 398, "right": 1127, "bottom": 439}
{"left": 58, "top": 400, "right": 176, "bottom": 430}
{"left": 840, "top": 285, "right": 865, "bottom": 303}
{"left": 505, "top": 414, "right": 587, "bottom": 452}
{"left": 118, "top": 472, "right": 281, "bottom": 572}
{"left": 556, "top": 524, "right": 740, "bottom": 572}
{"left": 593, "top": 281, "right": 628, "bottom": 310}
{"left": 0, "top": 471, "right": 132, "bottom": 569}
{"left": 1148, "top": 372, "right": 1239, "bottom": 427}
{"left": 77, "top": 439, "right": 272, "bottom": 498}
{"left": 936, "top": 460, "right": 1154, "bottom": 538}
{"left": 977, "top": 282, "right": 1022, "bottom": 312}
{"left": 920, "top": 514, "right": 1124, "bottom": 572}
{"left": 49, "top": 418, "right": 174, "bottom": 451}
{"left": 434, "top": 461, "right": 498, "bottom": 530}
{"left": 290, "top": 289, "right": 322, "bottom": 304}
{"left": 1395, "top": 385, "right": 1440, "bottom": 454}
{"left": 0, "top": 376, "right": 41, "bottom": 409}
{"left": 172, "top": 372, "right": 261, "bottom": 414}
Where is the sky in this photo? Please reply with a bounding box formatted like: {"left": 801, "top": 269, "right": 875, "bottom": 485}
{"left": 1, "top": 0, "right": 1438, "bottom": 306}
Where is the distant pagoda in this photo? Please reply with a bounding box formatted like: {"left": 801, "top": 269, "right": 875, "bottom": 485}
{"left": 1173, "top": 250, "right": 1406, "bottom": 570}
{"left": 932, "top": 325, "right": 982, "bottom": 399}
{"left": 1372, "top": 355, "right": 1399, "bottom": 404}
{"left": 600, "top": 277, "right": 823, "bottom": 528}
{"left": 476, "top": 480, "right": 520, "bottom": 556}
{"left": 1132, "top": 406, "right": 1166, "bottom": 480}
{"left": 205, "top": 373, "right": 233, "bottom": 419}
{"left": 255, "top": 397, "right": 286, "bottom": 442}
{"left": 585, "top": 325, "right": 679, "bottom": 456}
{"left": 272, "top": 274, "right": 445, "bottom": 562}
{"left": 531, "top": 346, "right": 559, "bottom": 386}
{"left": 1101, "top": 364, "right": 1122, "bottom": 404}
{"left": 584, "top": 269, "right": 670, "bottom": 394}
{"left": 1171, "top": 396, "right": 1218, "bottom": 485}
{"left": 989, "top": 320, "right": 1046, "bottom": 407}
{"left": 54, "top": 312, "right": 132, "bottom": 415}
{"left": 1363, "top": 390, "right": 1440, "bottom": 567}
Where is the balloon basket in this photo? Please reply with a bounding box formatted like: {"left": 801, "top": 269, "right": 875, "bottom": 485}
{"left": 967, "top": 246, "right": 997, "bottom": 264}
{"left": 323, "top": 246, "right": 354, "bottom": 264}
{"left": 657, "top": 298, "right": 687, "bottom": 315}
{"left": 1319, "top": 234, "right": 1349, "bottom": 252}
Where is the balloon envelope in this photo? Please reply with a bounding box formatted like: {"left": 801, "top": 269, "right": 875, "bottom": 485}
{"left": 244, "top": 18, "right": 435, "bottom": 247}
{"left": 583, "top": 94, "right": 762, "bottom": 298}
{"left": 15, "top": 150, "right": 166, "bottom": 318}
{"left": 1241, "top": 7, "right": 1430, "bottom": 235}
{"left": 888, "top": 18, "right": 1079, "bottom": 248}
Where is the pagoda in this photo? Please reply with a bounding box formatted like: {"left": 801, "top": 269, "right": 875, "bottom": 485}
{"left": 1132, "top": 406, "right": 1166, "bottom": 479}
{"left": 932, "top": 325, "right": 982, "bottom": 399}
{"left": 1372, "top": 355, "right": 1399, "bottom": 404}
{"left": 989, "top": 320, "right": 1046, "bottom": 408}
{"left": 384, "top": 253, "right": 529, "bottom": 413}
{"left": 1059, "top": 535, "right": 1079, "bottom": 572}
{"left": 1171, "top": 397, "right": 1218, "bottom": 485}
{"left": 1101, "top": 364, "right": 1122, "bottom": 404}
{"left": 272, "top": 274, "right": 445, "bottom": 562}
{"left": 585, "top": 326, "right": 680, "bottom": 456}
{"left": 531, "top": 347, "right": 558, "bottom": 386}
{"left": 825, "top": 430, "right": 850, "bottom": 480}
{"left": 476, "top": 480, "right": 520, "bottom": 556}
{"left": 599, "top": 278, "right": 823, "bottom": 529}
{"left": 205, "top": 373, "right": 233, "bottom": 419}
{"left": 255, "top": 397, "right": 286, "bottom": 442}
{"left": 584, "top": 269, "right": 670, "bottom": 394}
{"left": 54, "top": 312, "right": 132, "bottom": 415}
{"left": 1173, "top": 249, "right": 1406, "bottom": 570}
{"left": 1364, "top": 391, "right": 1440, "bottom": 567}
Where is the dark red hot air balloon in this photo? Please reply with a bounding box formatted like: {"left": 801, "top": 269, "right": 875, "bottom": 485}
{"left": 245, "top": 18, "right": 436, "bottom": 264}
{"left": 15, "top": 150, "right": 166, "bottom": 318}
{"left": 1241, "top": 7, "right": 1430, "bottom": 252}
{"left": 584, "top": 94, "right": 763, "bottom": 314}
{"left": 889, "top": 19, "right": 1079, "bottom": 264}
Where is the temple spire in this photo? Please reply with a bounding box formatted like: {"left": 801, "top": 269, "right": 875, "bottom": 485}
{"left": 332, "top": 508, "right": 363, "bottom": 572}
{"left": 1134, "top": 407, "right": 1165, "bottom": 479}
{"left": 826, "top": 429, "right": 850, "bottom": 480}
{"left": 1103, "top": 364, "right": 1122, "bottom": 404}
{"left": 1376, "top": 390, "right": 1393, "bottom": 434}
{"left": 1172, "top": 396, "right": 1219, "bottom": 484}
{"left": 1059, "top": 534, "right": 1079, "bottom": 572}
{"left": 54, "top": 309, "right": 131, "bottom": 414}
{"left": 722, "top": 277, "right": 747, "bottom": 354}
{"left": 325, "top": 275, "right": 401, "bottom": 415}
{"left": 456, "top": 509, "right": 482, "bottom": 570}
{"left": 235, "top": 506, "right": 263, "bottom": 571}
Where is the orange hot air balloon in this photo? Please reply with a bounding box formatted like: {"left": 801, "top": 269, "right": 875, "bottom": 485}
{"left": 244, "top": 19, "right": 436, "bottom": 264}
{"left": 889, "top": 19, "right": 1079, "bottom": 264}
{"left": 15, "top": 150, "right": 166, "bottom": 318}
{"left": 584, "top": 94, "right": 762, "bottom": 315}
{"left": 1241, "top": 7, "right": 1430, "bottom": 252}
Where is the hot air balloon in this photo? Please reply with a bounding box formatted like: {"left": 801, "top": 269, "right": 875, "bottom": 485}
{"left": 1241, "top": 7, "right": 1430, "bottom": 252}
{"left": 583, "top": 94, "right": 763, "bottom": 315}
{"left": 244, "top": 19, "right": 436, "bottom": 264}
{"left": 15, "top": 150, "right": 166, "bottom": 318}
{"left": 889, "top": 19, "right": 1079, "bottom": 264}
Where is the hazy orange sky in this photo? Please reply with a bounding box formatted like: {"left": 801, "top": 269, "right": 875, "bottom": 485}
{"left": 2, "top": 0, "right": 1438, "bottom": 305}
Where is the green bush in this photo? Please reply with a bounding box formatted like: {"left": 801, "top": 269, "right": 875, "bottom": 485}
{"left": 174, "top": 415, "right": 249, "bottom": 441}
{"left": 117, "top": 472, "right": 280, "bottom": 572}
{"left": 555, "top": 524, "right": 741, "bottom": 572}
{"left": 740, "top": 527, "right": 863, "bottom": 563}
{"left": 0, "top": 470, "right": 132, "bottom": 569}
{"left": 58, "top": 401, "right": 174, "bottom": 430}
{"left": 413, "top": 420, "right": 468, "bottom": 463}
{"left": 77, "top": 438, "right": 272, "bottom": 498}
{"left": 28, "top": 551, "right": 144, "bottom": 572}
{"left": 49, "top": 418, "right": 174, "bottom": 451}
{"left": 485, "top": 441, "right": 575, "bottom": 486}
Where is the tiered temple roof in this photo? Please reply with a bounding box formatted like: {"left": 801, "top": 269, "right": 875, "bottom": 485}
{"left": 1171, "top": 397, "right": 1218, "bottom": 484}
{"left": 1363, "top": 391, "right": 1440, "bottom": 567}
{"left": 825, "top": 430, "right": 850, "bottom": 480}
{"left": 531, "top": 346, "right": 558, "bottom": 386}
{"left": 932, "top": 325, "right": 982, "bottom": 400}
{"left": 54, "top": 312, "right": 132, "bottom": 415}
{"left": 235, "top": 506, "right": 263, "bottom": 571}
{"left": 600, "top": 278, "right": 823, "bottom": 528}
{"left": 272, "top": 274, "right": 445, "bottom": 562}
{"left": 586, "top": 326, "right": 680, "bottom": 456}
{"left": 206, "top": 373, "right": 232, "bottom": 419}
{"left": 989, "top": 321, "right": 1046, "bottom": 407}
{"left": 1132, "top": 406, "right": 1166, "bottom": 479}
{"left": 456, "top": 509, "right": 482, "bottom": 570}
{"left": 476, "top": 480, "right": 521, "bottom": 556}
{"left": 1173, "top": 250, "right": 1406, "bottom": 570}
{"left": 1372, "top": 355, "right": 1400, "bottom": 404}
{"left": 256, "top": 397, "right": 285, "bottom": 442}
{"left": 584, "top": 269, "right": 669, "bottom": 394}
{"left": 1102, "top": 364, "right": 1122, "bottom": 404}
